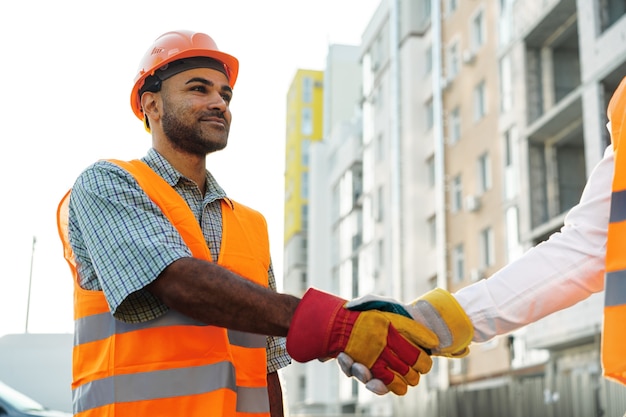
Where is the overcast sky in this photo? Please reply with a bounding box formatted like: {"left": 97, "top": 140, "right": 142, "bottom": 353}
{"left": 0, "top": 0, "right": 381, "bottom": 336}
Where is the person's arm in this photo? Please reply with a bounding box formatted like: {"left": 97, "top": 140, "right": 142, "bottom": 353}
{"left": 147, "top": 256, "right": 299, "bottom": 336}
{"left": 72, "top": 161, "right": 439, "bottom": 395}
{"left": 148, "top": 258, "right": 439, "bottom": 395}
{"left": 267, "top": 372, "right": 284, "bottom": 417}
{"left": 455, "top": 145, "right": 613, "bottom": 342}
{"left": 339, "top": 148, "right": 614, "bottom": 395}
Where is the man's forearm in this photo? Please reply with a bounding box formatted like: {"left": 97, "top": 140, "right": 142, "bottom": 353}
{"left": 147, "top": 257, "right": 300, "bottom": 336}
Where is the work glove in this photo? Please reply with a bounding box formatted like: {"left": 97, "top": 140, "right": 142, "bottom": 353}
{"left": 337, "top": 288, "right": 474, "bottom": 394}
{"left": 286, "top": 288, "right": 440, "bottom": 395}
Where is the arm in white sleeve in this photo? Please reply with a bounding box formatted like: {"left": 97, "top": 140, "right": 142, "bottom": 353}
{"left": 455, "top": 146, "right": 613, "bottom": 342}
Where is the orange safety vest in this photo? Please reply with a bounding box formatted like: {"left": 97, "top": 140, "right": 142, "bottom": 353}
{"left": 603, "top": 76, "right": 626, "bottom": 385}
{"left": 56, "top": 159, "right": 271, "bottom": 416}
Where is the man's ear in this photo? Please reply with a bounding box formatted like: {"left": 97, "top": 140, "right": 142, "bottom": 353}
{"left": 140, "top": 91, "right": 161, "bottom": 124}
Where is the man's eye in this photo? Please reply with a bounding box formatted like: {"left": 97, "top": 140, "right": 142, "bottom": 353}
{"left": 221, "top": 93, "right": 232, "bottom": 103}
{"left": 191, "top": 85, "right": 207, "bottom": 92}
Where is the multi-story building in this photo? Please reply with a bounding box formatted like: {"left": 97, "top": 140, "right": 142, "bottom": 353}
{"left": 282, "top": 68, "right": 324, "bottom": 414}
{"left": 498, "top": 0, "right": 626, "bottom": 415}
{"left": 282, "top": 0, "right": 626, "bottom": 415}
{"left": 282, "top": 46, "right": 365, "bottom": 415}
{"left": 441, "top": 0, "right": 513, "bottom": 384}
{"left": 283, "top": 68, "right": 324, "bottom": 304}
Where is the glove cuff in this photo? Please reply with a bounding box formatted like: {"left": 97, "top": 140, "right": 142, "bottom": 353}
{"left": 413, "top": 288, "right": 474, "bottom": 357}
{"left": 286, "top": 288, "right": 347, "bottom": 362}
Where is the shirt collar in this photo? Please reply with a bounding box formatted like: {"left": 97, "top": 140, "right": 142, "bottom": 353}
{"left": 141, "top": 148, "right": 228, "bottom": 203}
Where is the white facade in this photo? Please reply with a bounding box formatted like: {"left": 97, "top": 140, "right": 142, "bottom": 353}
{"left": 283, "top": 0, "right": 626, "bottom": 415}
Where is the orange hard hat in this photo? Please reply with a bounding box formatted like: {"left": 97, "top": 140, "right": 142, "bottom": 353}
{"left": 130, "top": 30, "right": 239, "bottom": 121}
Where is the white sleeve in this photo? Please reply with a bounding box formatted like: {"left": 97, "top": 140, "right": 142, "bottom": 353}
{"left": 454, "top": 146, "right": 613, "bottom": 342}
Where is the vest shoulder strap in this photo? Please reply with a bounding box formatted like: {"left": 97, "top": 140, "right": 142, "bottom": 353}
{"left": 106, "top": 159, "right": 211, "bottom": 260}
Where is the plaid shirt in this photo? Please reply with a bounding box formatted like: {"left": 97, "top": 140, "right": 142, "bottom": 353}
{"left": 68, "top": 148, "right": 290, "bottom": 372}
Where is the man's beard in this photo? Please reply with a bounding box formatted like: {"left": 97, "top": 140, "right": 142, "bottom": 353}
{"left": 161, "top": 106, "right": 229, "bottom": 157}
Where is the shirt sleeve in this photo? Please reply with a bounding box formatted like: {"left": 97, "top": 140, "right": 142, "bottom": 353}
{"left": 265, "top": 261, "right": 292, "bottom": 373}
{"left": 454, "top": 145, "right": 613, "bottom": 342}
{"left": 69, "top": 161, "right": 191, "bottom": 322}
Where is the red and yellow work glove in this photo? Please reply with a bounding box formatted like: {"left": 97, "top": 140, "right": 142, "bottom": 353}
{"left": 339, "top": 288, "right": 474, "bottom": 394}
{"left": 286, "top": 288, "right": 439, "bottom": 395}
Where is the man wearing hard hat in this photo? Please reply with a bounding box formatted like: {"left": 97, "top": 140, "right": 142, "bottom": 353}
{"left": 56, "top": 30, "right": 461, "bottom": 416}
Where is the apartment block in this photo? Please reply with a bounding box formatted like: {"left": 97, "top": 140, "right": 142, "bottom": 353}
{"left": 282, "top": 46, "right": 366, "bottom": 415}
{"left": 282, "top": 0, "right": 626, "bottom": 415}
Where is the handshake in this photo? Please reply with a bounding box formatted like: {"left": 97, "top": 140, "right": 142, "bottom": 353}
{"left": 285, "top": 288, "right": 474, "bottom": 395}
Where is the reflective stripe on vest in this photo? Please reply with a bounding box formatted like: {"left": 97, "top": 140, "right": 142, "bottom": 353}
{"left": 57, "top": 159, "right": 271, "bottom": 416}
{"left": 603, "top": 76, "right": 626, "bottom": 385}
{"left": 73, "top": 362, "right": 237, "bottom": 412}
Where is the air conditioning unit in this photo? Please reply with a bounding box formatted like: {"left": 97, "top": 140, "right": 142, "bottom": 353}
{"left": 470, "top": 268, "right": 485, "bottom": 282}
{"left": 462, "top": 49, "right": 476, "bottom": 65}
{"left": 440, "top": 76, "right": 450, "bottom": 90}
{"left": 465, "top": 194, "right": 481, "bottom": 212}
{"left": 441, "top": 74, "right": 456, "bottom": 90}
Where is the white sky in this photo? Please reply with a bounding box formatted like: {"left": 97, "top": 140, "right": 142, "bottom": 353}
{"left": 0, "top": 0, "right": 381, "bottom": 337}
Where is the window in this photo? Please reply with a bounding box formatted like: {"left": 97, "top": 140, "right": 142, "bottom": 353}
{"left": 301, "top": 108, "right": 313, "bottom": 135}
{"left": 302, "top": 77, "right": 313, "bottom": 103}
{"left": 425, "top": 45, "right": 433, "bottom": 76}
{"left": 450, "top": 174, "right": 462, "bottom": 212}
{"left": 447, "top": 0, "right": 458, "bottom": 15}
{"left": 452, "top": 244, "right": 465, "bottom": 282}
{"left": 427, "top": 215, "right": 437, "bottom": 248}
{"left": 421, "top": 0, "right": 432, "bottom": 24}
{"left": 480, "top": 227, "right": 495, "bottom": 267}
{"left": 598, "top": 0, "right": 626, "bottom": 33}
{"left": 371, "top": 34, "right": 383, "bottom": 71}
{"left": 499, "top": 55, "right": 513, "bottom": 113}
{"left": 300, "top": 271, "right": 307, "bottom": 291}
{"left": 351, "top": 257, "right": 359, "bottom": 297}
{"left": 425, "top": 99, "right": 434, "bottom": 131}
{"left": 373, "top": 84, "right": 384, "bottom": 109}
{"left": 298, "top": 376, "right": 306, "bottom": 402}
{"left": 473, "top": 80, "right": 486, "bottom": 121}
{"left": 504, "top": 129, "right": 513, "bottom": 167}
{"left": 427, "top": 155, "right": 435, "bottom": 187}
{"left": 498, "top": 0, "right": 513, "bottom": 46}
{"left": 448, "top": 106, "right": 461, "bottom": 144}
{"left": 503, "top": 126, "right": 519, "bottom": 200}
{"left": 301, "top": 172, "right": 309, "bottom": 200}
{"left": 352, "top": 164, "right": 363, "bottom": 203}
{"left": 301, "top": 204, "right": 308, "bottom": 229}
{"left": 375, "top": 133, "right": 384, "bottom": 162}
{"left": 471, "top": 9, "right": 485, "bottom": 51}
{"left": 447, "top": 41, "right": 460, "bottom": 80}
{"left": 477, "top": 152, "right": 492, "bottom": 193}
